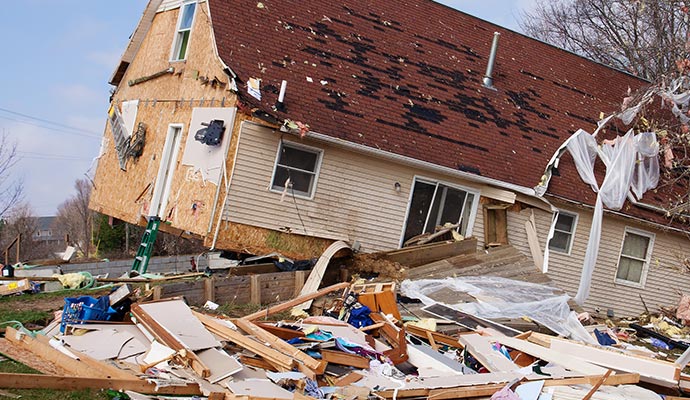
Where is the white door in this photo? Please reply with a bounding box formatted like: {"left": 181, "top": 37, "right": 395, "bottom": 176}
{"left": 150, "top": 124, "right": 183, "bottom": 218}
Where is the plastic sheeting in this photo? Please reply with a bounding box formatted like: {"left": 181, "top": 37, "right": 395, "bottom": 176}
{"left": 400, "top": 276, "right": 595, "bottom": 344}
{"left": 567, "top": 129, "right": 659, "bottom": 304}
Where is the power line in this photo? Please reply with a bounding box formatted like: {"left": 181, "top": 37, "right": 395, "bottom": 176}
{"left": 17, "top": 150, "right": 93, "bottom": 161}
{"left": 0, "top": 107, "right": 102, "bottom": 139}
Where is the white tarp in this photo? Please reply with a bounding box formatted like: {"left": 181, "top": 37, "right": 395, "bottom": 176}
{"left": 566, "top": 129, "right": 659, "bottom": 304}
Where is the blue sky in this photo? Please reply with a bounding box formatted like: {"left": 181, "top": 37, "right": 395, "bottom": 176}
{"left": 0, "top": 0, "right": 534, "bottom": 217}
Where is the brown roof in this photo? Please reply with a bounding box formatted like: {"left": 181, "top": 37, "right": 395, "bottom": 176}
{"left": 208, "top": 0, "right": 682, "bottom": 227}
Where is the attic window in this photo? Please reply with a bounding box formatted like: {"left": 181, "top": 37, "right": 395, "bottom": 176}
{"left": 270, "top": 141, "right": 323, "bottom": 199}
{"left": 172, "top": 1, "right": 196, "bottom": 61}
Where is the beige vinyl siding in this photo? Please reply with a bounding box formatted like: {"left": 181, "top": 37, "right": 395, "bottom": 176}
{"left": 222, "top": 123, "right": 486, "bottom": 253}
{"left": 536, "top": 203, "right": 690, "bottom": 317}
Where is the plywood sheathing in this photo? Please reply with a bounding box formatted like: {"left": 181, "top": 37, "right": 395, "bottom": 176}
{"left": 91, "top": 3, "right": 238, "bottom": 237}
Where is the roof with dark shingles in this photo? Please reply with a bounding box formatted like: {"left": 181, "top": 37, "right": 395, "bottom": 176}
{"left": 207, "top": 0, "right": 681, "bottom": 227}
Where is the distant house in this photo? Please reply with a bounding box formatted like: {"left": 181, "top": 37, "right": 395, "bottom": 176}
{"left": 32, "top": 217, "right": 64, "bottom": 245}
{"left": 90, "top": 0, "right": 690, "bottom": 316}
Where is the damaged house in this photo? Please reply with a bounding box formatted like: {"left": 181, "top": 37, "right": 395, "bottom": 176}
{"left": 91, "top": 0, "right": 690, "bottom": 316}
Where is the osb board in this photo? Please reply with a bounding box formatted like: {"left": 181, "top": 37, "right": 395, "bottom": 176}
{"left": 205, "top": 220, "right": 333, "bottom": 259}
{"left": 0, "top": 338, "right": 71, "bottom": 376}
{"left": 90, "top": 2, "right": 238, "bottom": 235}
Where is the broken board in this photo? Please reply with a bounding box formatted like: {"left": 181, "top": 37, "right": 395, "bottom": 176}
{"left": 422, "top": 303, "right": 521, "bottom": 336}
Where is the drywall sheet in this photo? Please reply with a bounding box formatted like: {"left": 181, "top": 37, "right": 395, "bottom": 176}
{"left": 458, "top": 334, "right": 519, "bottom": 372}
{"left": 181, "top": 107, "right": 237, "bottom": 185}
{"left": 227, "top": 378, "right": 294, "bottom": 399}
{"left": 121, "top": 100, "right": 139, "bottom": 137}
{"left": 61, "top": 329, "right": 134, "bottom": 360}
{"left": 355, "top": 371, "right": 522, "bottom": 391}
{"left": 406, "top": 343, "right": 466, "bottom": 377}
{"left": 197, "top": 348, "right": 243, "bottom": 383}
{"left": 139, "top": 300, "right": 221, "bottom": 351}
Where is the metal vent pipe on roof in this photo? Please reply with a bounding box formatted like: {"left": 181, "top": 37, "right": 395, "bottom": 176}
{"left": 483, "top": 32, "right": 501, "bottom": 88}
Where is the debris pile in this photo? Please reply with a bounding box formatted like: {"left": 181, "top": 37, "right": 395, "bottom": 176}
{"left": 2, "top": 239, "right": 690, "bottom": 399}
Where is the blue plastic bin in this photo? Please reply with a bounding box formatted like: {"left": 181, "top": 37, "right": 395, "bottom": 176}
{"left": 60, "top": 296, "right": 109, "bottom": 333}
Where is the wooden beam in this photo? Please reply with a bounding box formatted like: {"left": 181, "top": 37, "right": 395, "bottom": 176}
{"left": 250, "top": 274, "right": 261, "bottom": 305}
{"left": 234, "top": 318, "right": 322, "bottom": 371}
{"left": 5, "top": 327, "right": 134, "bottom": 380}
{"left": 256, "top": 322, "right": 306, "bottom": 340}
{"left": 242, "top": 282, "right": 349, "bottom": 321}
{"left": 320, "top": 349, "right": 370, "bottom": 369}
{"left": 130, "top": 304, "right": 210, "bottom": 378}
{"left": 294, "top": 270, "right": 306, "bottom": 296}
{"left": 334, "top": 372, "right": 364, "bottom": 386}
{"left": 405, "top": 324, "right": 464, "bottom": 349}
{"left": 193, "top": 311, "right": 294, "bottom": 370}
{"left": 0, "top": 373, "right": 202, "bottom": 395}
{"left": 204, "top": 277, "right": 215, "bottom": 303}
{"left": 374, "top": 237, "right": 477, "bottom": 268}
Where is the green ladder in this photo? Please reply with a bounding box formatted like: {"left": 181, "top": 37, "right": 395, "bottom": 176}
{"left": 130, "top": 217, "right": 161, "bottom": 277}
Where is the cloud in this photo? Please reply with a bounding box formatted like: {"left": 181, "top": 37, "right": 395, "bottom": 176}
{"left": 50, "top": 83, "right": 104, "bottom": 110}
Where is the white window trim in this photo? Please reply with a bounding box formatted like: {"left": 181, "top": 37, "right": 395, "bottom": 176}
{"left": 549, "top": 210, "right": 578, "bottom": 255}
{"left": 614, "top": 227, "right": 655, "bottom": 288}
{"left": 268, "top": 140, "right": 323, "bottom": 200}
{"left": 170, "top": 0, "right": 197, "bottom": 62}
{"left": 399, "top": 175, "right": 480, "bottom": 247}
{"left": 151, "top": 124, "right": 184, "bottom": 218}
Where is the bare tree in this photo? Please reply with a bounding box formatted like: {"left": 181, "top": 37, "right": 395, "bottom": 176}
{"left": 521, "top": 0, "right": 690, "bottom": 80}
{"left": 56, "top": 178, "right": 94, "bottom": 258}
{"left": 0, "top": 132, "right": 23, "bottom": 218}
{"left": 0, "top": 203, "right": 40, "bottom": 262}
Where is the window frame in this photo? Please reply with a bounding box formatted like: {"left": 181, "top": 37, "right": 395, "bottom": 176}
{"left": 614, "top": 227, "right": 655, "bottom": 288}
{"left": 269, "top": 140, "right": 323, "bottom": 200}
{"left": 548, "top": 210, "right": 578, "bottom": 255}
{"left": 399, "top": 176, "right": 480, "bottom": 246}
{"left": 170, "top": 1, "right": 197, "bottom": 62}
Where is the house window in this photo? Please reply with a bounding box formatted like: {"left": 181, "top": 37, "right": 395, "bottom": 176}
{"left": 548, "top": 211, "right": 577, "bottom": 253}
{"left": 402, "top": 179, "right": 477, "bottom": 243}
{"left": 172, "top": 1, "right": 196, "bottom": 61}
{"left": 270, "top": 141, "right": 323, "bottom": 198}
{"left": 615, "top": 228, "right": 654, "bottom": 286}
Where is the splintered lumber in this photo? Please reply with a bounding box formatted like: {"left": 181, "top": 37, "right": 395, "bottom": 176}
{"left": 192, "top": 311, "right": 294, "bottom": 370}
{"left": 234, "top": 318, "right": 322, "bottom": 371}
{"left": 458, "top": 334, "right": 519, "bottom": 372}
{"left": 5, "top": 327, "right": 134, "bottom": 380}
{"left": 292, "top": 241, "right": 351, "bottom": 313}
{"left": 0, "top": 373, "right": 202, "bottom": 395}
{"left": 422, "top": 303, "right": 521, "bottom": 336}
{"left": 130, "top": 303, "right": 211, "bottom": 378}
{"left": 370, "top": 313, "right": 408, "bottom": 364}
{"left": 405, "top": 324, "right": 464, "bottom": 349}
{"left": 374, "top": 237, "right": 478, "bottom": 268}
{"left": 243, "top": 282, "right": 350, "bottom": 321}
{"left": 495, "top": 336, "right": 609, "bottom": 376}
{"left": 547, "top": 336, "right": 681, "bottom": 386}
{"left": 320, "top": 349, "right": 371, "bottom": 369}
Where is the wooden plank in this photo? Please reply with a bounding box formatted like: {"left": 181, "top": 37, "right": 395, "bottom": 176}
{"left": 250, "top": 274, "right": 260, "bottom": 305}
{"left": 370, "top": 313, "right": 408, "bottom": 365}
{"left": 0, "top": 373, "right": 202, "bottom": 394}
{"left": 293, "top": 240, "right": 350, "bottom": 312}
{"left": 204, "top": 277, "right": 215, "bottom": 303}
{"left": 541, "top": 372, "right": 638, "bottom": 387}
{"left": 357, "top": 293, "right": 377, "bottom": 312}
{"left": 131, "top": 303, "right": 211, "bottom": 378}
{"left": 238, "top": 355, "right": 279, "bottom": 371}
{"left": 334, "top": 372, "right": 364, "bottom": 386}
{"left": 405, "top": 324, "right": 463, "bottom": 349}
{"left": 458, "top": 334, "right": 519, "bottom": 372}
{"left": 193, "top": 311, "right": 294, "bottom": 370}
{"left": 234, "top": 318, "right": 322, "bottom": 371}
{"left": 495, "top": 336, "right": 609, "bottom": 376}
{"left": 548, "top": 336, "right": 681, "bottom": 385}
{"left": 320, "top": 349, "right": 370, "bottom": 369}
{"left": 256, "top": 322, "right": 306, "bottom": 340}
{"left": 375, "top": 290, "right": 401, "bottom": 320}
{"left": 376, "top": 237, "right": 478, "bottom": 268}
{"left": 243, "top": 282, "right": 350, "bottom": 321}
{"left": 5, "top": 327, "right": 134, "bottom": 380}
{"left": 582, "top": 370, "right": 613, "bottom": 400}
{"left": 525, "top": 210, "right": 544, "bottom": 270}
{"left": 294, "top": 270, "right": 306, "bottom": 296}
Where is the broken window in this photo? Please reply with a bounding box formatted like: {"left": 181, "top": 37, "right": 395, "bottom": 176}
{"left": 615, "top": 228, "right": 654, "bottom": 286}
{"left": 270, "top": 141, "right": 323, "bottom": 198}
{"left": 402, "top": 179, "right": 477, "bottom": 243}
{"left": 172, "top": 1, "right": 196, "bottom": 61}
{"left": 548, "top": 211, "right": 578, "bottom": 254}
